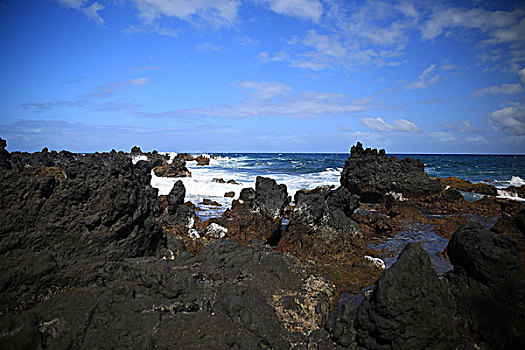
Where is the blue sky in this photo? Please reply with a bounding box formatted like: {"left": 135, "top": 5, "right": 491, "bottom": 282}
{"left": 0, "top": 0, "right": 524, "bottom": 153}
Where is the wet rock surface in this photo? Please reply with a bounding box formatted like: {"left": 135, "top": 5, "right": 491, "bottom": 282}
{"left": 341, "top": 142, "right": 442, "bottom": 202}
{"left": 153, "top": 154, "right": 191, "bottom": 178}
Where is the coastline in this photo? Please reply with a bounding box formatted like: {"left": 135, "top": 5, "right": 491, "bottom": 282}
{"left": 1, "top": 138, "right": 524, "bottom": 349}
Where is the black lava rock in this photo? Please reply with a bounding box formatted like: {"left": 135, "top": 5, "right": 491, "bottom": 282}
{"left": 446, "top": 222, "right": 525, "bottom": 349}
{"left": 340, "top": 142, "right": 442, "bottom": 202}
{"left": 254, "top": 176, "right": 290, "bottom": 217}
{"left": 355, "top": 243, "right": 458, "bottom": 349}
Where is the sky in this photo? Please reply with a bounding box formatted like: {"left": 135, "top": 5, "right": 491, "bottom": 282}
{"left": 0, "top": 0, "right": 524, "bottom": 154}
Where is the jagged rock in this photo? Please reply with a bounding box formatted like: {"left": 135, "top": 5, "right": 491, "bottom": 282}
{"left": 278, "top": 186, "right": 361, "bottom": 262}
{"left": 195, "top": 155, "right": 210, "bottom": 166}
{"left": 446, "top": 222, "right": 525, "bottom": 349}
{"left": 209, "top": 177, "right": 289, "bottom": 245}
{"left": 161, "top": 181, "right": 196, "bottom": 232}
{"left": 153, "top": 155, "right": 191, "bottom": 178}
{"left": 254, "top": 176, "right": 290, "bottom": 217}
{"left": 355, "top": 243, "right": 458, "bottom": 349}
{"left": 130, "top": 145, "right": 142, "bottom": 154}
{"left": 0, "top": 137, "right": 11, "bottom": 170}
{"left": 340, "top": 142, "right": 442, "bottom": 203}
{"left": 0, "top": 151, "right": 165, "bottom": 312}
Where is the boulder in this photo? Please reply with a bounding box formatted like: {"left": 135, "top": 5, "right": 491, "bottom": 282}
{"left": 340, "top": 142, "right": 442, "bottom": 202}
{"left": 440, "top": 177, "right": 497, "bottom": 196}
{"left": 195, "top": 155, "right": 210, "bottom": 166}
{"left": 153, "top": 155, "right": 191, "bottom": 178}
{"left": 446, "top": 222, "right": 525, "bottom": 349}
{"left": 161, "top": 181, "right": 196, "bottom": 232}
{"left": 278, "top": 186, "right": 361, "bottom": 262}
{"left": 210, "top": 177, "right": 289, "bottom": 245}
{"left": 355, "top": 243, "right": 458, "bottom": 349}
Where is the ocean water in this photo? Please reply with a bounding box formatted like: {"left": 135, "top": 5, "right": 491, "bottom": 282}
{"left": 149, "top": 152, "right": 524, "bottom": 276}
{"left": 151, "top": 153, "right": 525, "bottom": 211}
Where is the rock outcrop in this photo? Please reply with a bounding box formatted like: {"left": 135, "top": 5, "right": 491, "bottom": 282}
{"left": 0, "top": 151, "right": 165, "bottom": 312}
{"left": 0, "top": 138, "right": 11, "bottom": 170}
{"left": 209, "top": 176, "right": 290, "bottom": 244}
{"left": 159, "top": 180, "right": 196, "bottom": 233}
{"left": 153, "top": 154, "right": 191, "bottom": 177}
{"left": 279, "top": 186, "right": 361, "bottom": 262}
{"left": 340, "top": 142, "right": 442, "bottom": 202}
{"left": 354, "top": 243, "right": 458, "bottom": 349}
{"left": 446, "top": 222, "right": 525, "bottom": 349}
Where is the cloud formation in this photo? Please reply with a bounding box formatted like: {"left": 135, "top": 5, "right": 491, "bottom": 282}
{"left": 255, "top": 0, "right": 323, "bottom": 22}
{"left": 405, "top": 64, "right": 439, "bottom": 90}
{"left": 474, "top": 83, "right": 523, "bottom": 96}
{"left": 361, "top": 117, "right": 420, "bottom": 132}
{"left": 140, "top": 82, "right": 372, "bottom": 119}
{"left": 490, "top": 103, "right": 525, "bottom": 135}
{"left": 53, "top": 0, "right": 105, "bottom": 25}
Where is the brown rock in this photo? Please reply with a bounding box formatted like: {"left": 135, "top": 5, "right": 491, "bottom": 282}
{"left": 227, "top": 179, "right": 240, "bottom": 185}
{"left": 212, "top": 178, "right": 225, "bottom": 183}
{"left": 153, "top": 163, "right": 191, "bottom": 178}
{"left": 200, "top": 198, "right": 222, "bottom": 206}
{"left": 224, "top": 191, "right": 235, "bottom": 198}
{"left": 195, "top": 155, "right": 210, "bottom": 166}
{"left": 441, "top": 177, "right": 497, "bottom": 196}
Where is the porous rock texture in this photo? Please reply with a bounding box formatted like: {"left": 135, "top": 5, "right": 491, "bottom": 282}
{"left": 341, "top": 142, "right": 442, "bottom": 202}
{"left": 158, "top": 180, "right": 196, "bottom": 233}
{"left": 354, "top": 243, "right": 458, "bottom": 349}
{"left": 446, "top": 222, "right": 525, "bottom": 349}
{"left": 279, "top": 186, "right": 361, "bottom": 262}
{"left": 210, "top": 176, "right": 290, "bottom": 244}
{"left": 0, "top": 150, "right": 165, "bottom": 312}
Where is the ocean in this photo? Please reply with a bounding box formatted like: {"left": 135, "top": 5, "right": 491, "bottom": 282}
{"left": 150, "top": 153, "right": 525, "bottom": 220}
{"left": 148, "top": 152, "right": 525, "bottom": 276}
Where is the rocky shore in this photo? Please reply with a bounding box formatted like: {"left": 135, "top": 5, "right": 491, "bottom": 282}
{"left": 1, "top": 138, "right": 524, "bottom": 349}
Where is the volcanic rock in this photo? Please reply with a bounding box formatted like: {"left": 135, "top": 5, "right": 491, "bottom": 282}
{"left": 210, "top": 176, "right": 290, "bottom": 245}
{"left": 440, "top": 177, "right": 497, "bottom": 196}
{"left": 340, "top": 142, "right": 442, "bottom": 203}
{"left": 446, "top": 222, "right": 525, "bottom": 349}
{"left": 0, "top": 137, "right": 11, "bottom": 170}
{"left": 224, "top": 191, "right": 235, "bottom": 197}
{"left": 355, "top": 243, "right": 458, "bottom": 349}
{"left": 160, "top": 181, "right": 196, "bottom": 233}
{"left": 0, "top": 239, "right": 334, "bottom": 348}
{"left": 0, "top": 151, "right": 165, "bottom": 311}
{"left": 153, "top": 154, "right": 191, "bottom": 178}
{"left": 195, "top": 155, "right": 210, "bottom": 166}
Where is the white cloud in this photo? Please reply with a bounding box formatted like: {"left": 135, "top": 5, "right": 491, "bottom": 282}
{"left": 466, "top": 136, "right": 488, "bottom": 143}
{"left": 361, "top": 117, "right": 420, "bottom": 132}
{"left": 441, "top": 120, "right": 481, "bottom": 134}
{"left": 236, "top": 81, "right": 292, "bottom": 100}
{"left": 139, "top": 83, "right": 372, "bottom": 119}
{"left": 95, "top": 77, "right": 148, "bottom": 93}
{"left": 196, "top": 42, "right": 225, "bottom": 52}
{"left": 124, "top": 24, "right": 179, "bottom": 37}
{"left": 421, "top": 6, "right": 525, "bottom": 44}
{"left": 474, "top": 83, "right": 523, "bottom": 96}
{"left": 130, "top": 0, "right": 239, "bottom": 27}
{"left": 490, "top": 104, "right": 525, "bottom": 135}
{"left": 519, "top": 67, "right": 525, "bottom": 83}
{"left": 405, "top": 64, "right": 439, "bottom": 90}
{"left": 256, "top": 0, "right": 323, "bottom": 22}
{"left": 53, "top": 0, "right": 105, "bottom": 25}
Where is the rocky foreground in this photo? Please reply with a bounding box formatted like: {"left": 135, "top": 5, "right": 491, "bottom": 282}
{"left": 1, "top": 139, "right": 524, "bottom": 349}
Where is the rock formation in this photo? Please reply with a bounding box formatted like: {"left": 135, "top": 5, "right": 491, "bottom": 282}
{"left": 341, "top": 142, "right": 442, "bottom": 202}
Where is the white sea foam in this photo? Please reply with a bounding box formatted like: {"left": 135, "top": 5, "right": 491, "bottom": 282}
{"left": 510, "top": 176, "right": 525, "bottom": 187}
{"left": 497, "top": 189, "right": 525, "bottom": 202}
{"left": 131, "top": 154, "right": 148, "bottom": 164}
{"left": 364, "top": 256, "right": 386, "bottom": 269}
